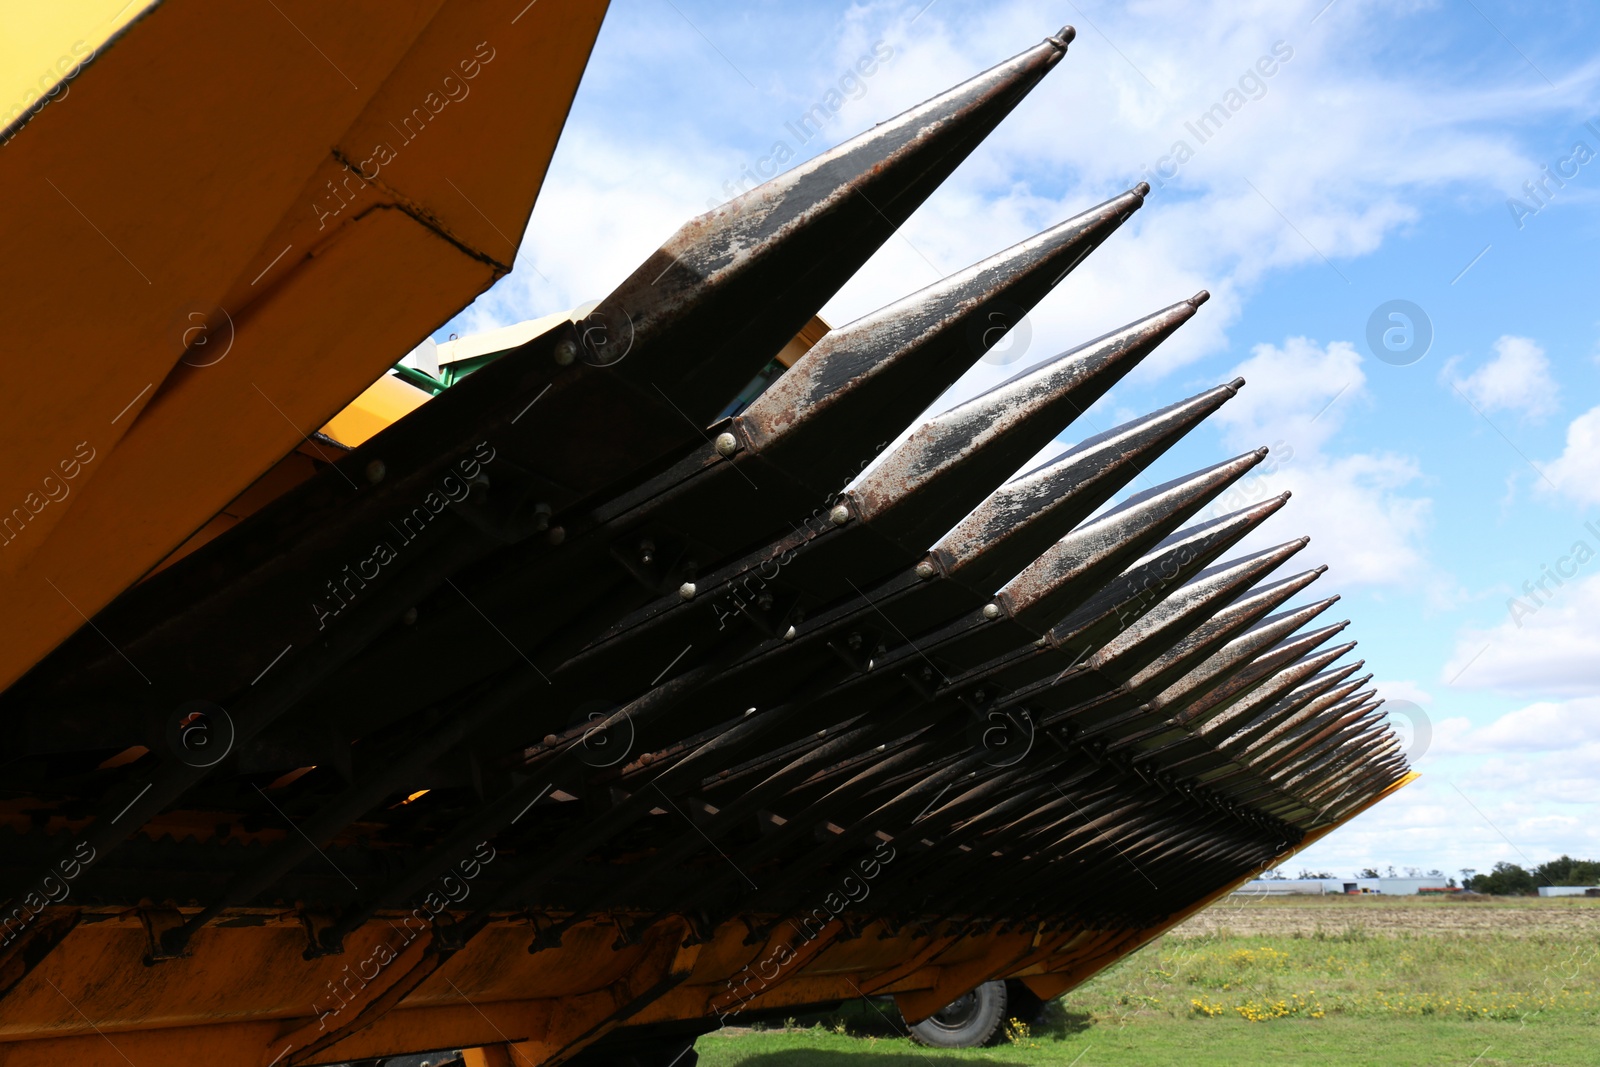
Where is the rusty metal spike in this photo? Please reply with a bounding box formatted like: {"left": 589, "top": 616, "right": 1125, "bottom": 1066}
{"left": 1141, "top": 589, "right": 1340, "bottom": 717}
{"left": 852, "top": 293, "right": 1209, "bottom": 550}
{"left": 1047, "top": 493, "right": 1291, "bottom": 654}
{"left": 1119, "top": 610, "right": 1349, "bottom": 762}
{"left": 1212, "top": 657, "right": 1365, "bottom": 753}
{"left": 1182, "top": 629, "right": 1354, "bottom": 732}
{"left": 590, "top": 29, "right": 1078, "bottom": 418}
{"left": 1091, "top": 544, "right": 1316, "bottom": 686}
{"left": 1000, "top": 448, "right": 1269, "bottom": 631}
{"left": 1260, "top": 695, "right": 1383, "bottom": 774}
{"left": 935, "top": 380, "right": 1242, "bottom": 592}
{"left": 744, "top": 186, "right": 1148, "bottom": 494}
{"left": 1242, "top": 676, "right": 1375, "bottom": 763}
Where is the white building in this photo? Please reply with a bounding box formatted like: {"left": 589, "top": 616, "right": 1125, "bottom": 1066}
{"left": 1537, "top": 885, "right": 1600, "bottom": 897}
{"left": 1233, "top": 876, "right": 1450, "bottom": 896}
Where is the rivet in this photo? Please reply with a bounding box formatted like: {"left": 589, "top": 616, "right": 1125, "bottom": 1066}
{"left": 547, "top": 525, "right": 566, "bottom": 545}
{"left": 783, "top": 625, "right": 797, "bottom": 641}
{"left": 543, "top": 734, "right": 558, "bottom": 747}
{"left": 714, "top": 432, "right": 738, "bottom": 457}
{"left": 678, "top": 582, "right": 697, "bottom": 601}
{"left": 829, "top": 504, "right": 850, "bottom": 526}
{"left": 365, "top": 459, "right": 386, "bottom": 485}
{"left": 915, "top": 561, "right": 936, "bottom": 579}
{"left": 553, "top": 338, "right": 578, "bottom": 366}
{"left": 983, "top": 603, "right": 1001, "bottom": 619}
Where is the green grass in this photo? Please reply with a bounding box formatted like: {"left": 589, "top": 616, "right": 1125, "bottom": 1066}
{"left": 695, "top": 1017, "right": 1600, "bottom": 1067}
{"left": 695, "top": 897, "right": 1600, "bottom": 1067}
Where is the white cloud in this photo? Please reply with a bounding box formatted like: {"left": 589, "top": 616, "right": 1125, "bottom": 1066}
{"left": 1293, "top": 778, "right": 1600, "bottom": 877}
{"left": 1372, "top": 679, "right": 1434, "bottom": 707}
{"left": 1290, "top": 719, "right": 1600, "bottom": 876}
{"left": 1542, "top": 404, "right": 1600, "bottom": 506}
{"left": 1445, "top": 335, "right": 1559, "bottom": 418}
{"left": 1202, "top": 337, "right": 1432, "bottom": 588}
{"left": 1428, "top": 698, "right": 1600, "bottom": 760}
{"left": 1445, "top": 569, "right": 1600, "bottom": 697}
{"left": 443, "top": 0, "right": 1600, "bottom": 408}
{"left": 1213, "top": 336, "right": 1364, "bottom": 453}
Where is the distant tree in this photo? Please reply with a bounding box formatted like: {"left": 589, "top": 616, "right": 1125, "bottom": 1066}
{"left": 1297, "top": 869, "right": 1335, "bottom": 879}
{"left": 1465, "top": 862, "right": 1537, "bottom": 895}
{"left": 1533, "top": 855, "right": 1600, "bottom": 886}
{"left": 1404, "top": 866, "right": 1423, "bottom": 878}
{"left": 1385, "top": 865, "right": 1398, "bottom": 878}
{"left": 1260, "top": 867, "right": 1287, "bottom": 880}
{"left": 1426, "top": 869, "right": 1445, "bottom": 878}
{"left": 1358, "top": 867, "right": 1380, "bottom": 879}
{"left": 1460, "top": 868, "right": 1477, "bottom": 883}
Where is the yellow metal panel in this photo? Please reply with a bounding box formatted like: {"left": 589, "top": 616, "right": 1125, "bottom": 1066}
{"left": 0, "top": 0, "right": 155, "bottom": 133}
{"left": 0, "top": 0, "right": 609, "bottom": 690}
{"left": 320, "top": 373, "right": 432, "bottom": 448}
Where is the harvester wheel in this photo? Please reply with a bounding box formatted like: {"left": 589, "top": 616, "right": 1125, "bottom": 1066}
{"left": 907, "top": 980, "right": 1008, "bottom": 1048}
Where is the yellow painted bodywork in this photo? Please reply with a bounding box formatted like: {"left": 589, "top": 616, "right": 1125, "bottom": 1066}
{"left": 0, "top": 0, "right": 154, "bottom": 132}
{"left": 0, "top": 778, "right": 1413, "bottom": 1066}
{"left": 320, "top": 374, "right": 433, "bottom": 449}
{"left": 0, "top": 0, "right": 608, "bottom": 691}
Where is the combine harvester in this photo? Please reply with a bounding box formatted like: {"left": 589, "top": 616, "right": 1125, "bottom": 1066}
{"left": 0, "top": 4, "right": 1410, "bottom": 1065}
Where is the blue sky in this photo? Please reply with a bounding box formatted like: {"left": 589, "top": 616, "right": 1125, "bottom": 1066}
{"left": 438, "top": 0, "right": 1600, "bottom": 881}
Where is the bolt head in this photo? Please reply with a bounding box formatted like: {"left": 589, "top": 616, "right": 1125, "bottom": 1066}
{"left": 982, "top": 603, "right": 1001, "bottom": 619}
{"left": 915, "top": 560, "right": 936, "bottom": 579}
{"left": 546, "top": 525, "right": 566, "bottom": 546}
{"left": 553, "top": 338, "right": 578, "bottom": 366}
{"left": 678, "top": 582, "right": 697, "bottom": 601}
{"left": 401, "top": 607, "right": 418, "bottom": 625}
{"left": 783, "top": 625, "right": 797, "bottom": 641}
{"left": 365, "top": 459, "right": 386, "bottom": 485}
{"left": 714, "top": 432, "right": 738, "bottom": 457}
{"left": 543, "top": 734, "right": 559, "bottom": 747}
{"left": 829, "top": 504, "right": 850, "bottom": 526}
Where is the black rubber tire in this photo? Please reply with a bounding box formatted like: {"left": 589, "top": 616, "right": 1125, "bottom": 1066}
{"left": 907, "top": 980, "right": 1008, "bottom": 1048}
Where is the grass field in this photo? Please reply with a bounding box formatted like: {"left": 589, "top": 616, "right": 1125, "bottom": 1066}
{"left": 695, "top": 895, "right": 1600, "bottom": 1067}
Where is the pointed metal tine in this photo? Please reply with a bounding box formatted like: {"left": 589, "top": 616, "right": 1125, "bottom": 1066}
{"left": 934, "top": 380, "right": 1242, "bottom": 592}
{"left": 1243, "top": 675, "right": 1374, "bottom": 761}
{"left": 1205, "top": 654, "right": 1363, "bottom": 754}
{"left": 1179, "top": 622, "right": 1352, "bottom": 730}
{"left": 744, "top": 183, "right": 1148, "bottom": 492}
{"left": 1266, "top": 694, "right": 1383, "bottom": 772}
{"left": 588, "top": 27, "right": 1079, "bottom": 417}
{"left": 852, "top": 293, "right": 1210, "bottom": 550}
{"left": 999, "top": 447, "right": 1270, "bottom": 632}
{"left": 1047, "top": 492, "right": 1290, "bottom": 653}
{"left": 1143, "top": 587, "right": 1341, "bottom": 715}
{"left": 1091, "top": 544, "right": 1317, "bottom": 689}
